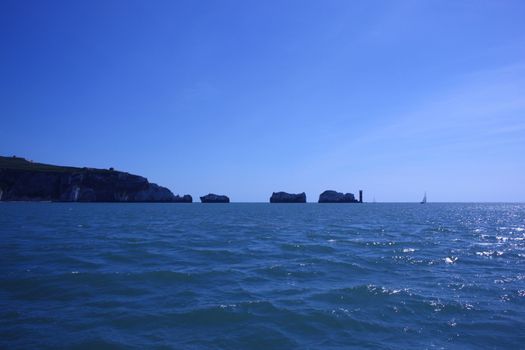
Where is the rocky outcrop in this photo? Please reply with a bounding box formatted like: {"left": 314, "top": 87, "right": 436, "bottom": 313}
{"left": 200, "top": 193, "right": 230, "bottom": 203}
{"left": 0, "top": 156, "right": 186, "bottom": 202}
{"left": 173, "top": 194, "right": 193, "bottom": 203}
{"left": 318, "top": 190, "right": 359, "bottom": 203}
{"left": 270, "top": 191, "right": 306, "bottom": 203}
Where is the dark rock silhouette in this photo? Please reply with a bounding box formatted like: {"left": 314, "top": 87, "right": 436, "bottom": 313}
{"left": 270, "top": 191, "right": 306, "bottom": 203}
{"left": 173, "top": 194, "right": 193, "bottom": 203}
{"left": 0, "top": 156, "right": 184, "bottom": 202}
{"left": 200, "top": 193, "right": 230, "bottom": 203}
{"left": 318, "top": 190, "right": 359, "bottom": 203}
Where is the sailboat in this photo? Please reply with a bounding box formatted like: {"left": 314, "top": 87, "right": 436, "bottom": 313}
{"left": 420, "top": 192, "right": 427, "bottom": 204}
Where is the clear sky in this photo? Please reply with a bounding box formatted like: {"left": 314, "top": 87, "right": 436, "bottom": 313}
{"left": 1, "top": 1, "right": 524, "bottom": 202}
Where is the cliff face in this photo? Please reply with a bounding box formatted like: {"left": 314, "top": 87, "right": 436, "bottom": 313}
{"left": 0, "top": 156, "right": 184, "bottom": 202}
{"left": 270, "top": 192, "right": 306, "bottom": 203}
{"left": 318, "top": 190, "right": 358, "bottom": 203}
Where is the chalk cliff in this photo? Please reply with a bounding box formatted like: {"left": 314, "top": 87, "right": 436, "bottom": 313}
{"left": 0, "top": 156, "right": 189, "bottom": 202}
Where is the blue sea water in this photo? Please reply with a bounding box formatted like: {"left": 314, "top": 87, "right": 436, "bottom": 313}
{"left": 1, "top": 203, "right": 524, "bottom": 349}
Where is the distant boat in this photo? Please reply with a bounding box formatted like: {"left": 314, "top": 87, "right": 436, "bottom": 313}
{"left": 420, "top": 192, "right": 427, "bottom": 204}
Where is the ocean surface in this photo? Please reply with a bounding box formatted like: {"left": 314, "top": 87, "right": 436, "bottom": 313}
{"left": 1, "top": 203, "right": 524, "bottom": 349}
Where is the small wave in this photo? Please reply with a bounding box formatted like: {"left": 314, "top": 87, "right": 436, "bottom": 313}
{"left": 444, "top": 257, "right": 458, "bottom": 264}
{"left": 254, "top": 265, "right": 323, "bottom": 279}
{"left": 279, "top": 243, "right": 336, "bottom": 254}
{"left": 476, "top": 251, "right": 504, "bottom": 257}
{"left": 310, "top": 284, "right": 413, "bottom": 305}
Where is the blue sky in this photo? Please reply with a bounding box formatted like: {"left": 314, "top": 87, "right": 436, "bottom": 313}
{"left": 1, "top": 0, "right": 524, "bottom": 202}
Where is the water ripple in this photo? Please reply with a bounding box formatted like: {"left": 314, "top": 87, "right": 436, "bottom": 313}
{"left": 1, "top": 202, "right": 524, "bottom": 349}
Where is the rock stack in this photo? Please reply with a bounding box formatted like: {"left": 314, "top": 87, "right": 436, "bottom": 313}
{"left": 318, "top": 190, "right": 359, "bottom": 203}
{"left": 200, "top": 193, "right": 230, "bottom": 203}
{"left": 270, "top": 192, "right": 306, "bottom": 203}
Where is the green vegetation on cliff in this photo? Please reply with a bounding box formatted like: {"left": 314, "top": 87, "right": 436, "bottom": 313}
{"left": 0, "top": 156, "right": 111, "bottom": 173}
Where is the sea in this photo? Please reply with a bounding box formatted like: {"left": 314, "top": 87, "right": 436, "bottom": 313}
{"left": 1, "top": 203, "right": 524, "bottom": 349}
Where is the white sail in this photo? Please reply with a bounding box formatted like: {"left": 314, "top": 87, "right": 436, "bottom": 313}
{"left": 420, "top": 192, "right": 427, "bottom": 204}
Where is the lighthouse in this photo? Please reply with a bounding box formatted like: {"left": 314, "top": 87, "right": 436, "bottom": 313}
{"left": 359, "top": 190, "right": 363, "bottom": 203}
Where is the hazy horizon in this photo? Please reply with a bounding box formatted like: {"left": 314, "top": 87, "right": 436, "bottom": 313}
{"left": 1, "top": 1, "right": 524, "bottom": 202}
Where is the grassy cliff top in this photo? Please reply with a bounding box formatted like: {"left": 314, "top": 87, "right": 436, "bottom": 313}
{"left": 0, "top": 156, "right": 112, "bottom": 173}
